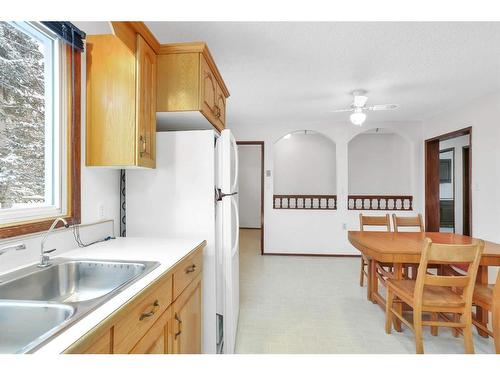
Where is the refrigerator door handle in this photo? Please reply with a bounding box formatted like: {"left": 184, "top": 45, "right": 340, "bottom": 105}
{"left": 216, "top": 188, "right": 238, "bottom": 202}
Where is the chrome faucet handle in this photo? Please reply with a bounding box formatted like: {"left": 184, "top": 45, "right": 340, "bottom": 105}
{"left": 0, "top": 243, "right": 26, "bottom": 256}
{"left": 44, "top": 249, "right": 57, "bottom": 254}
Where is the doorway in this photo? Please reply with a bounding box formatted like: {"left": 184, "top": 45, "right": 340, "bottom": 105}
{"left": 237, "top": 141, "right": 264, "bottom": 253}
{"left": 425, "top": 127, "right": 472, "bottom": 234}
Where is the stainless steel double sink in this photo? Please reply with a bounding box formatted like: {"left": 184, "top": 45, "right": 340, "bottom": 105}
{"left": 0, "top": 258, "right": 159, "bottom": 353}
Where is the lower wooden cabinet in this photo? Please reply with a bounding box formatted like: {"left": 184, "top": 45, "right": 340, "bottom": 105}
{"left": 172, "top": 274, "right": 202, "bottom": 354}
{"left": 64, "top": 243, "right": 204, "bottom": 354}
{"left": 130, "top": 306, "right": 172, "bottom": 354}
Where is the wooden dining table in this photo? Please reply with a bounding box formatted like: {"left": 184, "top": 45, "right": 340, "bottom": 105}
{"left": 348, "top": 230, "right": 500, "bottom": 335}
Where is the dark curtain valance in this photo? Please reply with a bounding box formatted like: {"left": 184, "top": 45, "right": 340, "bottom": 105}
{"left": 41, "top": 21, "right": 86, "bottom": 51}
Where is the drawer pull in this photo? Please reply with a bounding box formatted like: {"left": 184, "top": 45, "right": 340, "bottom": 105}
{"left": 186, "top": 264, "right": 197, "bottom": 274}
{"left": 139, "top": 299, "right": 159, "bottom": 321}
{"left": 175, "top": 313, "right": 182, "bottom": 338}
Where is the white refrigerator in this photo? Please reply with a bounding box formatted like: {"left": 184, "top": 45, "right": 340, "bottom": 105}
{"left": 126, "top": 129, "right": 240, "bottom": 354}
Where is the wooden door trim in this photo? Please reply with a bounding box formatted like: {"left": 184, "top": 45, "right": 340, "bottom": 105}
{"left": 462, "top": 146, "right": 471, "bottom": 236}
{"left": 424, "top": 127, "right": 472, "bottom": 235}
{"left": 237, "top": 141, "right": 265, "bottom": 254}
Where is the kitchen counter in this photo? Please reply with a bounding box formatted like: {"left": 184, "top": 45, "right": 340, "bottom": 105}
{"left": 30, "top": 237, "right": 206, "bottom": 354}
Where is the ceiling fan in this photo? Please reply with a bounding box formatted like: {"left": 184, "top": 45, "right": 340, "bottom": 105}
{"left": 330, "top": 90, "right": 399, "bottom": 126}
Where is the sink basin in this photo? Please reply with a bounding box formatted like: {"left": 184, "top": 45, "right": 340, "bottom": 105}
{"left": 0, "top": 259, "right": 151, "bottom": 302}
{"left": 0, "top": 257, "right": 159, "bottom": 353}
{"left": 0, "top": 301, "right": 74, "bottom": 353}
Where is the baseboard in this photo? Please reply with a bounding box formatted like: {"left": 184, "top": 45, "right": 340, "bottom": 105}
{"left": 239, "top": 227, "right": 261, "bottom": 230}
{"left": 263, "top": 252, "right": 361, "bottom": 257}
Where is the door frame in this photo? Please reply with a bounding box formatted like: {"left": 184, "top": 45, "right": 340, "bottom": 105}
{"left": 424, "top": 126, "right": 472, "bottom": 234}
{"left": 462, "top": 145, "right": 471, "bottom": 236}
{"left": 236, "top": 141, "right": 265, "bottom": 254}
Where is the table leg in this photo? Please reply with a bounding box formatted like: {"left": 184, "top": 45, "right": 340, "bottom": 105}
{"left": 393, "top": 263, "right": 403, "bottom": 332}
{"left": 366, "top": 257, "right": 372, "bottom": 302}
{"left": 369, "top": 259, "right": 378, "bottom": 304}
{"left": 476, "top": 266, "right": 489, "bottom": 338}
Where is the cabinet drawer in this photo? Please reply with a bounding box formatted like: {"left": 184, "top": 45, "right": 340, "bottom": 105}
{"left": 114, "top": 274, "right": 173, "bottom": 353}
{"left": 129, "top": 306, "right": 171, "bottom": 354}
{"left": 173, "top": 249, "right": 203, "bottom": 300}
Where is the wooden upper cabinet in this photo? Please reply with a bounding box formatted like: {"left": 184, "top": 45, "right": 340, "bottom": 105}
{"left": 215, "top": 83, "right": 226, "bottom": 130}
{"left": 86, "top": 31, "right": 156, "bottom": 168}
{"left": 136, "top": 35, "right": 156, "bottom": 168}
{"left": 156, "top": 42, "right": 230, "bottom": 132}
{"left": 200, "top": 55, "right": 218, "bottom": 125}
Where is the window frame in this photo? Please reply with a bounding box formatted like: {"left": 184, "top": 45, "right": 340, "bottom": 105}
{"left": 0, "top": 22, "right": 81, "bottom": 238}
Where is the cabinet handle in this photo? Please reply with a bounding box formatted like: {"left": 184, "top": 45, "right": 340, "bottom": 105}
{"left": 185, "top": 264, "right": 196, "bottom": 274}
{"left": 139, "top": 299, "right": 159, "bottom": 321}
{"left": 212, "top": 105, "right": 220, "bottom": 118}
{"left": 175, "top": 313, "right": 182, "bottom": 338}
{"left": 139, "top": 135, "right": 147, "bottom": 157}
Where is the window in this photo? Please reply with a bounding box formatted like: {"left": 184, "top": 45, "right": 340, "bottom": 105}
{"left": 0, "top": 21, "right": 81, "bottom": 235}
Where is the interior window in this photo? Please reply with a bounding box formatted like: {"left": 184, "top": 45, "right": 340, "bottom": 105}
{"left": 0, "top": 21, "right": 67, "bottom": 225}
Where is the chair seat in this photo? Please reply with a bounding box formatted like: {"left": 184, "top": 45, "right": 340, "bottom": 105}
{"left": 387, "top": 279, "right": 465, "bottom": 308}
{"left": 473, "top": 283, "right": 493, "bottom": 308}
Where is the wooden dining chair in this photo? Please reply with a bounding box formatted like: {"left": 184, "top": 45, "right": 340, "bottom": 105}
{"left": 385, "top": 238, "right": 484, "bottom": 354}
{"left": 359, "top": 213, "right": 391, "bottom": 287}
{"left": 392, "top": 214, "right": 424, "bottom": 232}
{"left": 392, "top": 214, "right": 424, "bottom": 279}
{"left": 472, "top": 270, "right": 500, "bottom": 353}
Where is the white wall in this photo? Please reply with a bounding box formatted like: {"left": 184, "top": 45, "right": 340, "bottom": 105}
{"left": 439, "top": 135, "right": 470, "bottom": 234}
{"left": 231, "top": 120, "right": 423, "bottom": 255}
{"left": 273, "top": 131, "right": 337, "bottom": 194}
{"left": 238, "top": 145, "right": 261, "bottom": 228}
{"left": 0, "top": 43, "right": 121, "bottom": 272}
{"left": 423, "top": 92, "right": 500, "bottom": 244}
{"left": 423, "top": 92, "right": 500, "bottom": 283}
{"left": 348, "top": 133, "right": 412, "bottom": 195}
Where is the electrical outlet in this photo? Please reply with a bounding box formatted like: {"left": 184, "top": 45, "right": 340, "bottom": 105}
{"left": 98, "top": 204, "right": 105, "bottom": 219}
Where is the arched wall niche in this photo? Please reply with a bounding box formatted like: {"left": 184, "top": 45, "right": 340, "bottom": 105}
{"left": 348, "top": 128, "right": 413, "bottom": 210}
{"left": 273, "top": 130, "right": 337, "bottom": 195}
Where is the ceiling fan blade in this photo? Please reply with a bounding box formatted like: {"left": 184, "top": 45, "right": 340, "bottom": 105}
{"left": 368, "top": 104, "right": 399, "bottom": 111}
{"left": 329, "top": 108, "right": 354, "bottom": 113}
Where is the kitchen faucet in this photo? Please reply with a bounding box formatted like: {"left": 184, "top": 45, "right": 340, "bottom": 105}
{"left": 39, "top": 217, "right": 69, "bottom": 268}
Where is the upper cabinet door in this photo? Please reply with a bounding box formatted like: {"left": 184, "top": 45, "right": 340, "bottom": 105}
{"left": 136, "top": 35, "right": 157, "bottom": 168}
{"left": 200, "top": 55, "right": 218, "bottom": 126}
{"left": 215, "top": 83, "right": 226, "bottom": 130}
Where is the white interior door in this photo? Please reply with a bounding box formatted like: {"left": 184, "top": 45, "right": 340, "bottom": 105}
{"left": 219, "top": 130, "right": 240, "bottom": 354}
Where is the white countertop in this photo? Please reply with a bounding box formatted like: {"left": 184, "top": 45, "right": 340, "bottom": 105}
{"left": 32, "top": 236, "right": 205, "bottom": 354}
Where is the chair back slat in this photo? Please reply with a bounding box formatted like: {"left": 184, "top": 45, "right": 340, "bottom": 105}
{"left": 427, "top": 243, "right": 480, "bottom": 263}
{"left": 425, "top": 274, "right": 470, "bottom": 288}
{"left": 359, "top": 214, "right": 391, "bottom": 232}
{"left": 414, "top": 238, "right": 484, "bottom": 306}
{"left": 392, "top": 214, "right": 424, "bottom": 232}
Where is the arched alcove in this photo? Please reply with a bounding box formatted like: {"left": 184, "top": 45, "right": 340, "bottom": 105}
{"left": 348, "top": 128, "right": 413, "bottom": 210}
{"left": 273, "top": 130, "right": 337, "bottom": 209}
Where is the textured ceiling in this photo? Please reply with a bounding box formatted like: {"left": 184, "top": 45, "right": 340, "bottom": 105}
{"left": 73, "top": 22, "right": 500, "bottom": 130}
{"left": 145, "top": 22, "right": 500, "bottom": 129}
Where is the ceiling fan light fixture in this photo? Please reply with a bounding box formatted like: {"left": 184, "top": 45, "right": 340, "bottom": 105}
{"left": 350, "top": 109, "right": 366, "bottom": 126}
{"left": 353, "top": 95, "right": 368, "bottom": 108}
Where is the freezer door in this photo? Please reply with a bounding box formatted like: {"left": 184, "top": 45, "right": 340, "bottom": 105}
{"left": 222, "top": 194, "right": 239, "bottom": 354}
{"left": 217, "top": 129, "right": 239, "bottom": 194}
